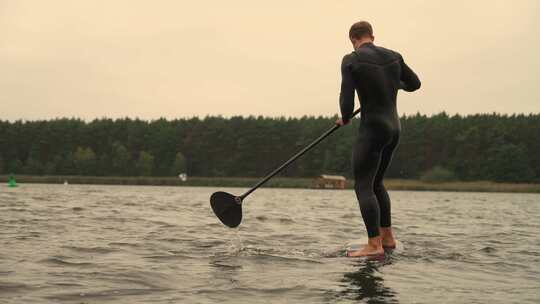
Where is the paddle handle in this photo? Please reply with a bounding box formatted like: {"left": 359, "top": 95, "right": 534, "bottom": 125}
{"left": 238, "top": 108, "right": 361, "bottom": 200}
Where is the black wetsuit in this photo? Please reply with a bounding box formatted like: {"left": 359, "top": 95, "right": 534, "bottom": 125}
{"left": 339, "top": 42, "right": 420, "bottom": 238}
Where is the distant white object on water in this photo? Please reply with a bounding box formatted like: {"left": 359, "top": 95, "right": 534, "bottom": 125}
{"left": 64, "top": 180, "right": 69, "bottom": 185}
{"left": 178, "top": 173, "right": 187, "bottom": 182}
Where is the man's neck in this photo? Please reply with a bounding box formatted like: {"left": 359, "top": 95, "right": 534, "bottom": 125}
{"left": 354, "top": 38, "right": 374, "bottom": 50}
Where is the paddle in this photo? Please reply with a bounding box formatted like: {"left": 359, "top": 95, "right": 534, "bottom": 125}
{"left": 210, "top": 108, "right": 361, "bottom": 228}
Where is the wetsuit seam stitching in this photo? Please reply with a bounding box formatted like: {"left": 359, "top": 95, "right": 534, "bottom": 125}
{"left": 351, "top": 50, "right": 400, "bottom": 67}
{"left": 355, "top": 59, "right": 400, "bottom": 67}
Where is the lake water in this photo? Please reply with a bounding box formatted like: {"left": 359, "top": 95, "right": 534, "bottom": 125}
{"left": 1, "top": 184, "right": 539, "bottom": 303}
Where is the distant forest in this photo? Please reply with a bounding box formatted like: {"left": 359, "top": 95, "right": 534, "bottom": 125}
{"left": 0, "top": 112, "right": 539, "bottom": 182}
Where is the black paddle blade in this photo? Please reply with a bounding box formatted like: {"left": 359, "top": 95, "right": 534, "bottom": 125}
{"left": 210, "top": 191, "right": 242, "bottom": 228}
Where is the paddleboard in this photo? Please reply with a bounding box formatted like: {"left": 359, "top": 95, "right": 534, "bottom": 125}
{"left": 345, "top": 240, "right": 403, "bottom": 256}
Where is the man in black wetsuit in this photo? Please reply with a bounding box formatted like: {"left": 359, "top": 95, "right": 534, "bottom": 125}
{"left": 335, "top": 21, "right": 421, "bottom": 257}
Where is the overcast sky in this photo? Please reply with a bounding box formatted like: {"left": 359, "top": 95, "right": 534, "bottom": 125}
{"left": 1, "top": 0, "right": 539, "bottom": 121}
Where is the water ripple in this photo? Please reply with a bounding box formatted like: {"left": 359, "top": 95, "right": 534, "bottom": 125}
{"left": 1, "top": 185, "right": 539, "bottom": 304}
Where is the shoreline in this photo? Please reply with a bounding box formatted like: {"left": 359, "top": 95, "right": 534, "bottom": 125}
{"left": 1, "top": 175, "right": 539, "bottom": 193}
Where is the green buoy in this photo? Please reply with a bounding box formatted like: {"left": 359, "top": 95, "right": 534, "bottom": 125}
{"left": 8, "top": 174, "right": 18, "bottom": 188}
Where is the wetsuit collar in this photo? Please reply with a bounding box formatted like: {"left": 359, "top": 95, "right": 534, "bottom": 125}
{"left": 354, "top": 41, "right": 374, "bottom": 51}
{"left": 359, "top": 42, "right": 374, "bottom": 48}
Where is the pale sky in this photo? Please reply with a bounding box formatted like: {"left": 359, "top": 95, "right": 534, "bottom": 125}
{"left": 1, "top": 0, "right": 539, "bottom": 121}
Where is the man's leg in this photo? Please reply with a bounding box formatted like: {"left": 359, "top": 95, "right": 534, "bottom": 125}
{"left": 348, "top": 133, "right": 385, "bottom": 257}
{"left": 373, "top": 135, "right": 399, "bottom": 248}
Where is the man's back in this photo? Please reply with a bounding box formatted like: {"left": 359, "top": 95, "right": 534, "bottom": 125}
{"left": 340, "top": 43, "right": 420, "bottom": 121}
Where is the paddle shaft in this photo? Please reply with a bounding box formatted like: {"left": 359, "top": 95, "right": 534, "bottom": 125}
{"left": 238, "top": 108, "right": 361, "bottom": 200}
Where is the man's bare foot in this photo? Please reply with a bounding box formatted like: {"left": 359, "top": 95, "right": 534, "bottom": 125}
{"left": 346, "top": 236, "right": 384, "bottom": 257}
{"left": 347, "top": 244, "right": 384, "bottom": 257}
{"left": 382, "top": 240, "right": 396, "bottom": 249}
{"left": 380, "top": 227, "right": 397, "bottom": 249}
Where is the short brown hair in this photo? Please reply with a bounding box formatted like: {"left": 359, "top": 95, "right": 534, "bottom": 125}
{"left": 349, "top": 21, "right": 373, "bottom": 39}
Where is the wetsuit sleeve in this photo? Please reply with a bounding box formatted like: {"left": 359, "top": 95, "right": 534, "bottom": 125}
{"left": 399, "top": 55, "right": 421, "bottom": 92}
{"left": 339, "top": 55, "right": 355, "bottom": 124}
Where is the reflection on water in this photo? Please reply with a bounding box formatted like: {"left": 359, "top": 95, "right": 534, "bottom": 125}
{"left": 340, "top": 255, "right": 398, "bottom": 304}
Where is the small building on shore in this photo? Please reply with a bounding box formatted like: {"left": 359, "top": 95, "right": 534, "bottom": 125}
{"left": 313, "top": 174, "right": 347, "bottom": 189}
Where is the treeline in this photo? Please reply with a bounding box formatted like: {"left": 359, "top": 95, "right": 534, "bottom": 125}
{"left": 0, "top": 112, "right": 538, "bottom": 182}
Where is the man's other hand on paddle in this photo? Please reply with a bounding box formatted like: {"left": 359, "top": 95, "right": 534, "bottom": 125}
{"left": 335, "top": 118, "right": 350, "bottom": 126}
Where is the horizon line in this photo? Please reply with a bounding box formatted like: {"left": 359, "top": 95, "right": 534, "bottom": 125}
{"left": 1, "top": 111, "right": 540, "bottom": 123}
